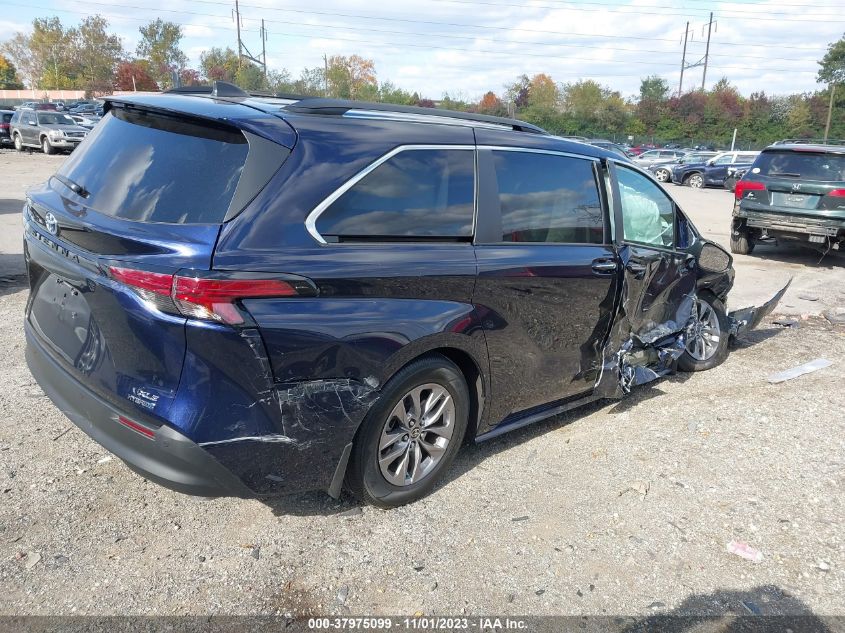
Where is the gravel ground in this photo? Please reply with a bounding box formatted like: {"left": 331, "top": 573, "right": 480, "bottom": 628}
{"left": 1, "top": 151, "right": 844, "bottom": 621}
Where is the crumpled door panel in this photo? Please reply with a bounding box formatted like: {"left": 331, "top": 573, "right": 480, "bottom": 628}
{"left": 594, "top": 243, "right": 789, "bottom": 399}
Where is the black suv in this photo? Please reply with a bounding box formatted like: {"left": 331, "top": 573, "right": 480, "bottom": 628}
{"left": 24, "top": 82, "right": 782, "bottom": 508}
{"left": 731, "top": 143, "right": 845, "bottom": 255}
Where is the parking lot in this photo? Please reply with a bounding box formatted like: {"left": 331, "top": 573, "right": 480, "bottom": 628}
{"left": 1, "top": 151, "right": 844, "bottom": 619}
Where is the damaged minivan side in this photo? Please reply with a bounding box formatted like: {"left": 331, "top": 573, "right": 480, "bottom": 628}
{"left": 23, "top": 83, "right": 785, "bottom": 509}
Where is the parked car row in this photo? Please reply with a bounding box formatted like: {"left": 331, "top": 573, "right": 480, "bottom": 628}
{"left": 671, "top": 151, "right": 760, "bottom": 188}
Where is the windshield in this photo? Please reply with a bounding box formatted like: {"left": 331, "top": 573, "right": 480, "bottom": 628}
{"left": 37, "top": 113, "right": 75, "bottom": 126}
{"left": 755, "top": 151, "right": 845, "bottom": 181}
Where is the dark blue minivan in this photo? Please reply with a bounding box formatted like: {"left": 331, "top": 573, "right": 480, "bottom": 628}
{"left": 23, "top": 83, "right": 781, "bottom": 508}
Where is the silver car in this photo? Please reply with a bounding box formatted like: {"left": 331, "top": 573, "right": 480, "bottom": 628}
{"left": 10, "top": 110, "right": 89, "bottom": 154}
{"left": 633, "top": 149, "right": 687, "bottom": 168}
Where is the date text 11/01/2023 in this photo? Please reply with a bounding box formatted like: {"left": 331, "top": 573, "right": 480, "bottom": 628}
{"left": 307, "top": 617, "right": 529, "bottom": 630}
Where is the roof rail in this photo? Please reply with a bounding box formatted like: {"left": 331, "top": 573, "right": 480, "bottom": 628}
{"left": 284, "top": 98, "right": 547, "bottom": 134}
{"left": 772, "top": 138, "right": 845, "bottom": 146}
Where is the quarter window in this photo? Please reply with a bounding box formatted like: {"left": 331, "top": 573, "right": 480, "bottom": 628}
{"left": 616, "top": 166, "right": 675, "bottom": 248}
{"left": 315, "top": 148, "right": 475, "bottom": 241}
{"left": 492, "top": 151, "right": 603, "bottom": 243}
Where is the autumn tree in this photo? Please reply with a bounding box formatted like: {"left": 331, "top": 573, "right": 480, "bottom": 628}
{"left": 74, "top": 16, "right": 123, "bottom": 93}
{"left": 528, "top": 73, "right": 558, "bottom": 110}
{"left": 0, "top": 54, "right": 23, "bottom": 89}
{"left": 199, "top": 47, "right": 239, "bottom": 82}
{"left": 325, "top": 55, "right": 376, "bottom": 99}
{"left": 476, "top": 91, "right": 503, "bottom": 115}
{"left": 114, "top": 60, "right": 158, "bottom": 91}
{"left": 0, "top": 33, "right": 38, "bottom": 88}
{"left": 136, "top": 19, "right": 187, "bottom": 88}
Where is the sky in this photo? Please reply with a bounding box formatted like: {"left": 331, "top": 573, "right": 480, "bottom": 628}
{"left": 0, "top": 0, "right": 842, "bottom": 100}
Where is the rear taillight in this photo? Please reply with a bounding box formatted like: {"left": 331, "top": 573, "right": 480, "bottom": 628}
{"left": 172, "top": 276, "right": 298, "bottom": 324}
{"left": 735, "top": 180, "right": 766, "bottom": 201}
{"left": 828, "top": 189, "right": 845, "bottom": 197}
{"left": 108, "top": 266, "right": 309, "bottom": 325}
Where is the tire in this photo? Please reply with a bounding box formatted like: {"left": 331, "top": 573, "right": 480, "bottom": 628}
{"left": 730, "top": 230, "right": 754, "bottom": 255}
{"left": 347, "top": 354, "right": 469, "bottom": 509}
{"left": 678, "top": 293, "right": 730, "bottom": 372}
{"left": 13, "top": 134, "right": 23, "bottom": 152}
{"left": 654, "top": 168, "right": 670, "bottom": 183}
{"left": 686, "top": 172, "right": 704, "bottom": 188}
{"left": 41, "top": 136, "right": 57, "bottom": 155}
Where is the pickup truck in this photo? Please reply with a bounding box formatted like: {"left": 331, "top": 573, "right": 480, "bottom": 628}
{"left": 672, "top": 151, "right": 759, "bottom": 188}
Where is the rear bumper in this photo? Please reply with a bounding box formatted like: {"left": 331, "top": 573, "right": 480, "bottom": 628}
{"left": 734, "top": 208, "right": 845, "bottom": 238}
{"left": 25, "top": 324, "right": 254, "bottom": 498}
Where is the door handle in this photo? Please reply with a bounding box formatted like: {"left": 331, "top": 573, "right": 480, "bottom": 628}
{"left": 625, "top": 262, "right": 647, "bottom": 278}
{"left": 591, "top": 259, "right": 618, "bottom": 275}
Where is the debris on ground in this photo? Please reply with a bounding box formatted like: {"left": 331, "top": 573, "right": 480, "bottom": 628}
{"left": 767, "top": 358, "right": 833, "bottom": 384}
{"left": 772, "top": 317, "right": 799, "bottom": 328}
{"left": 24, "top": 552, "right": 41, "bottom": 570}
{"left": 797, "top": 293, "right": 819, "bottom": 301}
{"left": 726, "top": 540, "right": 764, "bottom": 563}
{"left": 817, "top": 560, "right": 831, "bottom": 572}
{"left": 823, "top": 308, "right": 845, "bottom": 325}
{"left": 336, "top": 586, "right": 349, "bottom": 605}
{"left": 620, "top": 481, "right": 650, "bottom": 497}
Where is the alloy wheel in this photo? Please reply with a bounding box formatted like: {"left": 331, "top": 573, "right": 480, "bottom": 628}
{"left": 688, "top": 174, "right": 703, "bottom": 188}
{"left": 655, "top": 169, "right": 669, "bottom": 182}
{"left": 685, "top": 298, "right": 721, "bottom": 361}
{"left": 377, "top": 383, "right": 455, "bottom": 487}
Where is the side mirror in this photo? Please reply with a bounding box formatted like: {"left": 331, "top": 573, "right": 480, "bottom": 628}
{"left": 705, "top": 159, "right": 715, "bottom": 166}
{"left": 28, "top": 121, "right": 37, "bottom": 126}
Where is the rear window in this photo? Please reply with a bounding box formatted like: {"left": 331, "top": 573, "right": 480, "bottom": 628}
{"left": 754, "top": 151, "right": 845, "bottom": 182}
{"left": 492, "top": 150, "right": 603, "bottom": 244}
{"left": 56, "top": 108, "right": 248, "bottom": 224}
{"left": 36, "top": 112, "right": 75, "bottom": 126}
{"left": 315, "top": 148, "right": 475, "bottom": 241}
{"left": 1, "top": 113, "right": 11, "bottom": 123}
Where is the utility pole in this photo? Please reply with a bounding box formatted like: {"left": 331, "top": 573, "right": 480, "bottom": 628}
{"left": 824, "top": 84, "right": 836, "bottom": 142}
{"left": 701, "top": 12, "right": 715, "bottom": 90}
{"left": 234, "top": 0, "right": 243, "bottom": 61}
{"left": 679, "top": 21, "right": 689, "bottom": 96}
{"left": 233, "top": 1, "right": 267, "bottom": 82}
{"left": 261, "top": 19, "right": 267, "bottom": 81}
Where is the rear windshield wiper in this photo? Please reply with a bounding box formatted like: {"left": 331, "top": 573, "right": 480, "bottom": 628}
{"left": 768, "top": 172, "right": 801, "bottom": 178}
{"left": 52, "top": 174, "right": 90, "bottom": 198}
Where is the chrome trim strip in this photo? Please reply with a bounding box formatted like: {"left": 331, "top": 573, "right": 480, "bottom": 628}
{"left": 477, "top": 145, "right": 602, "bottom": 162}
{"left": 304, "top": 144, "right": 476, "bottom": 245}
{"left": 343, "top": 109, "right": 512, "bottom": 131}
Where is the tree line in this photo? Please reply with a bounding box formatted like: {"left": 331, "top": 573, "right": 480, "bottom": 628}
{"left": 1, "top": 16, "right": 842, "bottom": 148}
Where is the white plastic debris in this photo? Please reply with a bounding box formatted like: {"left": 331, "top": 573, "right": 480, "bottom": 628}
{"left": 726, "top": 540, "right": 763, "bottom": 563}
{"left": 767, "top": 359, "right": 832, "bottom": 384}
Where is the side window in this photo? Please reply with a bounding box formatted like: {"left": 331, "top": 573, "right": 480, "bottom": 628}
{"left": 315, "top": 148, "right": 474, "bottom": 241}
{"left": 616, "top": 165, "right": 675, "bottom": 249}
{"left": 492, "top": 151, "right": 603, "bottom": 244}
{"left": 713, "top": 154, "right": 733, "bottom": 165}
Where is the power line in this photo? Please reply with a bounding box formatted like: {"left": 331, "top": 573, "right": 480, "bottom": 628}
{"left": 50, "top": 0, "right": 831, "bottom": 61}
{"left": 5, "top": 1, "right": 825, "bottom": 79}
{"left": 131, "top": 0, "right": 835, "bottom": 51}
{"left": 420, "top": 0, "right": 845, "bottom": 22}
{"left": 55, "top": 0, "right": 821, "bottom": 63}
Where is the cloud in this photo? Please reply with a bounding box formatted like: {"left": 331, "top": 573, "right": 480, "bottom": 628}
{"left": 2, "top": 0, "right": 839, "bottom": 98}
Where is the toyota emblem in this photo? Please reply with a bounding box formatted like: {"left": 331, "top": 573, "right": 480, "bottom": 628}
{"left": 44, "top": 212, "right": 59, "bottom": 235}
